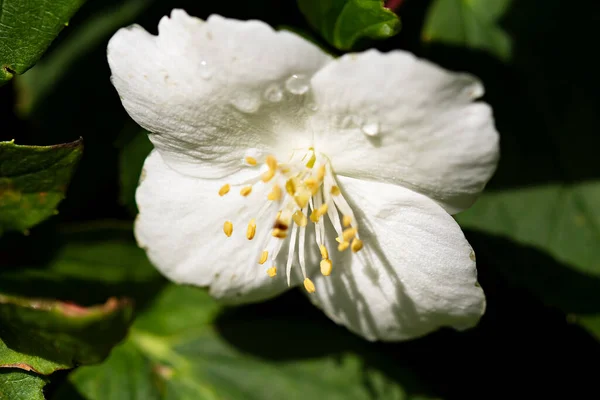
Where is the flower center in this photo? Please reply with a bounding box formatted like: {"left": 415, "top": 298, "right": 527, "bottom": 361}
{"left": 217, "top": 148, "right": 363, "bottom": 293}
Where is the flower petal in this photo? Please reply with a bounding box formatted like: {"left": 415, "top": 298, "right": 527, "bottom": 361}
{"left": 108, "top": 10, "right": 331, "bottom": 178}
{"left": 135, "top": 150, "right": 297, "bottom": 303}
{"left": 310, "top": 49, "right": 499, "bottom": 214}
{"left": 306, "top": 176, "right": 485, "bottom": 341}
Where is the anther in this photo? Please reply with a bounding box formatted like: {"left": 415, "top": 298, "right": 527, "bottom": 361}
{"left": 294, "top": 192, "right": 310, "bottom": 208}
{"left": 342, "top": 215, "right": 352, "bottom": 227}
{"left": 272, "top": 228, "right": 287, "bottom": 239}
{"left": 218, "top": 184, "right": 230, "bottom": 196}
{"left": 330, "top": 186, "right": 340, "bottom": 196}
{"left": 267, "top": 266, "right": 277, "bottom": 277}
{"left": 246, "top": 219, "right": 256, "bottom": 240}
{"left": 351, "top": 238, "right": 363, "bottom": 253}
{"left": 266, "top": 155, "right": 278, "bottom": 171}
{"left": 258, "top": 250, "right": 268, "bottom": 264}
{"left": 261, "top": 169, "right": 275, "bottom": 182}
{"left": 292, "top": 210, "right": 307, "bottom": 227}
{"left": 304, "top": 178, "right": 319, "bottom": 194}
{"left": 285, "top": 178, "right": 297, "bottom": 196}
{"left": 245, "top": 156, "right": 257, "bottom": 166}
{"left": 306, "top": 152, "right": 316, "bottom": 168}
{"left": 318, "top": 203, "right": 328, "bottom": 215}
{"left": 319, "top": 244, "right": 329, "bottom": 260}
{"left": 223, "top": 221, "right": 233, "bottom": 237}
{"left": 317, "top": 165, "right": 326, "bottom": 181}
{"left": 342, "top": 227, "right": 357, "bottom": 242}
{"left": 267, "top": 185, "right": 282, "bottom": 201}
{"left": 240, "top": 186, "right": 253, "bottom": 196}
{"left": 338, "top": 241, "right": 350, "bottom": 251}
{"left": 320, "top": 259, "right": 332, "bottom": 276}
{"left": 303, "top": 278, "right": 316, "bottom": 293}
{"left": 310, "top": 210, "right": 320, "bottom": 223}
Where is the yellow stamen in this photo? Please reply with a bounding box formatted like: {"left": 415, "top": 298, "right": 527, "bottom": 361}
{"left": 272, "top": 228, "right": 287, "bottom": 239}
{"left": 285, "top": 178, "right": 297, "bottom": 196}
{"left": 320, "top": 259, "right": 332, "bottom": 276}
{"left": 318, "top": 203, "right": 328, "bottom": 216}
{"left": 342, "top": 215, "right": 352, "bottom": 227}
{"left": 240, "top": 186, "right": 253, "bottom": 196}
{"left": 294, "top": 192, "right": 310, "bottom": 208}
{"left": 303, "top": 278, "right": 316, "bottom": 293}
{"left": 319, "top": 244, "right": 329, "bottom": 260}
{"left": 245, "top": 156, "right": 257, "bottom": 166}
{"left": 246, "top": 219, "right": 256, "bottom": 240}
{"left": 304, "top": 178, "right": 319, "bottom": 194}
{"left": 223, "top": 221, "right": 233, "bottom": 237}
{"left": 342, "top": 227, "right": 357, "bottom": 242}
{"left": 310, "top": 211, "right": 320, "bottom": 223}
{"left": 317, "top": 165, "right": 326, "bottom": 182}
{"left": 351, "top": 238, "right": 363, "bottom": 253}
{"left": 218, "top": 184, "right": 230, "bottom": 196}
{"left": 306, "top": 152, "right": 316, "bottom": 168}
{"left": 267, "top": 185, "right": 282, "bottom": 201}
{"left": 266, "top": 155, "right": 278, "bottom": 171}
{"left": 292, "top": 210, "right": 308, "bottom": 227}
{"left": 258, "top": 250, "right": 268, "bottom": 264}
{"left": 330, "top": 186, "right": 340, "bottom": 196}
{"left": 261, "top": 169, "right": 275, "bottom": 182}
{"left": 338, "top": 241, "right": 350, "bottom": 251}
{"left": 267, "top": 266, "right": 277, "bottom": 277}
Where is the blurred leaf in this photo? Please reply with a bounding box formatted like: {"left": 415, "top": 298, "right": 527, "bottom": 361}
{"left": 0, "top": 294, "right": 132, "bottom": 375}
{"left": 422, "top": 0, "right": 512, "bottom": 61}
{"left": 0, "top": 224, "right": 165, "bottom": 307}
{"left": 15, "top": 0, "right": 154, "bottom": 115}
{"left": 116, "top": 129, "right": 153, "bottom": 215}
{"left": 298, "top": 0, "right": 401, "bottom": 50}
{"left": 0, "top": 0, "right": 86, "bottom": 85}
{"left": 59, "top": 286, "right": 436, "bottom": 400}
{"left": 0, "top": 370, "right": 47, "bottom": 400}
{"left": 0, "top": 139, "right": 83, "bottom": 235}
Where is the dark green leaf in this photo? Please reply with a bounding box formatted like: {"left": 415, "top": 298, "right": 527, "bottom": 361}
{"left": 0, "top": 294, "right": 132, "bottom": 375}
{"left": 0, "top": 370, "right": 47, "bottom": 400}
{"left": 60, "top": 286, "right": 436, "bottom": 400}
{"left": 422, "top": 0, "right": 512, "bottom": 61}
{"left": 298, "top": 0, "right": 401, "bottom": 50}
{"left": 0, "top": 139, "right": 83, "bottom": 235}
{"left": 0, "top": 0, "right": 87, "bottom": 84}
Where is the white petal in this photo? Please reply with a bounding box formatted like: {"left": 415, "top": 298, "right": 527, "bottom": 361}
{"left": 310, "top": 50, "right": 499, "bottom": 214}
{"left": 307, "top": 177, "right": 485, "bottom": 341}
{"left": 108, "top": 10, "right": 332, "bottom": 178}
{"left": 135, "top": 150, "right": 297, "bottom": 303}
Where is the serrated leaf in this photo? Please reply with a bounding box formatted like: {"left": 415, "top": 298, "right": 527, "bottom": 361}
{"left": 0, "top": 139, "right": 83, "bottom": 235}
{"left": 0, "top": 294, "right": 132, "bottom": 375}
{"left": 0, "top": 0, "right": 87, "bottom": 84}
{"left": 422, "top": 0, "right": 512, "bottom": 61}
{"left": 0, "top": 370, "right": 47, "bottom": 400}
{"left": 59, "top": 286, "right": 436, "bottom": 400}
{"left": 298, "top": 0, "right": 401, "bottom": 50}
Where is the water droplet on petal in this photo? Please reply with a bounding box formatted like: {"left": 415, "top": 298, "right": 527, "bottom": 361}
{"left": 361, "top": 120, "right": 379, "bottom": 136}
{"left": 285, "top": 74, "right": 310, "bottom": 95}
{"left": 231, "top": 93, "right": 261, "bottom": 113}
{"left": 199, "top": 60, "right": 213, "bottom": 79}
{"left": 264, "top": 84, "right": 283, "bottom": 102}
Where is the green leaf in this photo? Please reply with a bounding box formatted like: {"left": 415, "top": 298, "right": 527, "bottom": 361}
{"left": 0, "top": 294, "right": 132, "bottom": 375}
{"left": 422, "top": 0, "right": 513, "bottom": 61}
{"left": 0, "top": 370, "right": 47, "bottom": 400}
{"left": 0, "top": 139, "right": 83, "bottom": 235}
{"left": 0, "top": 0, "right": 87, "bottom": 84}
{"left": 59, "top": 286, "right": 436, "bottom": 400}
{"left": 298, "top": 0, "right": 401, "bottom": 51}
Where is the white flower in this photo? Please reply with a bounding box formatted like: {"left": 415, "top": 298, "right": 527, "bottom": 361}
{"left": 107, "top": 9, "right": 499, "bottom": 341}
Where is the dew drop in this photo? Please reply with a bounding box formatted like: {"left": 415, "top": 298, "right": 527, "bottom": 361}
{"left": 361, "top": 121, "right": 379, "bottom": 136}
{"left": 264, "top": 84, "right": 283, "bottom": 102}
{"left": 285, "top": 74, "right": 310, "bottom": 95}
{"left": 231, "top": 93, "right": 261, "bottom": 113}
{"left": 199, "top": 60, "right": 213, "bottom": 79}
